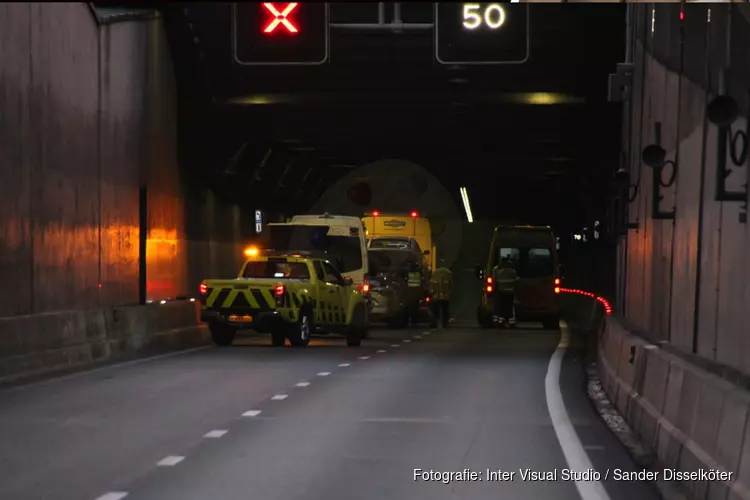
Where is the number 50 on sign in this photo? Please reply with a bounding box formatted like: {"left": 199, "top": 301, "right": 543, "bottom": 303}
{"left": 462, "top": 3, "right": 507, "bottom": 30}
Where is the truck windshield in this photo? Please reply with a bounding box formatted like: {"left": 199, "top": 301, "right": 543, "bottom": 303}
{"left": 266, "top": 225, "right": 362, "bottom": 274}
{"left": 242, "top": 261, "right": 311, "bottom": 280}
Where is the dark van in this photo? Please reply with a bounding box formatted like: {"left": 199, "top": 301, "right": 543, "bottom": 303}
{"left": 476, "top": 225, "right": 561, "bottom": 329}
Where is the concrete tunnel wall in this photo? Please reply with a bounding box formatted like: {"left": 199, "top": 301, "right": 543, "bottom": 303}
{"left": 602, "top": 6, "right": 750, "bottom": 499}
{"left": 618, "top": 3, "right": 750, "bottom": 374}
{"left": 0, "top": 3, "right": 251, "bottom": 316}
{"left": 0, "top": 3, "right": 254, "bottom": 381}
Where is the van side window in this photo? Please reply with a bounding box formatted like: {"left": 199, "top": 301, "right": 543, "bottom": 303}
{"left": 312, "top": 261, "right": 326, "bottom": 281}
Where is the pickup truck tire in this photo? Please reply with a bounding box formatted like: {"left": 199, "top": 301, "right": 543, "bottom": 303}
{"left": 210, "top": 323, "right": 236, "bottom": 346}
{"left": 289, "top": 308, "right": 313, "bottom": 347}
{"left": 346, "top": 305, "right": 366, "bottom": 347}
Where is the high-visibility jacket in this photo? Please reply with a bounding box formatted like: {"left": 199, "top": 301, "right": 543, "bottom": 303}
{"left": 493, "top": 266, "right": 518, "bottom": 293}
{"left": 430, "top": 267, "right": 453, "bottom": 301}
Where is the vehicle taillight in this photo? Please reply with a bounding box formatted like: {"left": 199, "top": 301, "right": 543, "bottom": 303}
{"left": 372, "top": 210, "right": 380, "bottom": 216}
{"left": 554, "top": 278, "right": 560, "bottom": 285}
{"left": 275, "top": 285, "right": 285, "bottom": 306}
{"left": 410, "top": 211, "right": 418, "bottom": 217}
{"left": 199, "top": 283, "right": 208, "bottom": 295}
{"left": 554, "top": 287, "right": 560, "bottom": 294}
{"left": 361, "top": 281, "right": 370, "bottom": 294}
{"left": 425, "top": 296, "right": 431, "bottom": 302}
{"left": 486, "top": 285, "right": 493, "bottom": 293}
{"left": 486, "top": 277, "right": 493, "bottom": 284}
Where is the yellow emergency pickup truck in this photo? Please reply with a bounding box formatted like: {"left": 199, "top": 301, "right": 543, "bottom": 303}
{"left": 199, "top": 251, "right": 369, "bottom": 347}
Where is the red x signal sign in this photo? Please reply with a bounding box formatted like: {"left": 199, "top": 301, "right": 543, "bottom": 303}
{"left": 262, "top": 3, "right": 298, "bottom": 34}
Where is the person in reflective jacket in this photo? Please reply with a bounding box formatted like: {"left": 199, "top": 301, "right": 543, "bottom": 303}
{"left": 492, "top": 256, "right": 518, "bottom": 327}
{"left": 429, "top": 259, "right": 452, "bottom": 328}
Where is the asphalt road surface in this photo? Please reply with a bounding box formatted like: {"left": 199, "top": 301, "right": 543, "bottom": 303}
{"left": 0, "top": 323, "right": 660, "bottom": 500}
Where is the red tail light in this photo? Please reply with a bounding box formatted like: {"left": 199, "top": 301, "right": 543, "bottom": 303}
{"left": 486, "top": 276, "right": 493, "bottom": 284}
{"left": 410, "top": 211, "right": 418, "bottom": 217}
{"left": 425, "top": 296, "right": 431, "bottom": 302}
{"left": 361, "top": 281, "right": 370, "bottom": 294}
{"left": 275, "top": 285, "right": 285, "bottom": 307}
{"left": 486, "top": 285, "right": 493, "bottom": 293}
{"left": 554, "top": 278, "right": 560, "bottom": 285}
{"left": 554, "top": 287, "right": 560, "bottom": 294}
{"left": 372, "top": 210, "right": 380, "bottom": 216}
{"left": 199, "top": 283, "right": 208, "bottom": 295}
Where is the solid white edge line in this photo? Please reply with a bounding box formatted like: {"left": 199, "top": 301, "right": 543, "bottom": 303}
{"left": 271, "top": 394, "right": 288, "bottom": 400}
{"left": 242, "top": 410, "right": 262, "bottom": 417}
{"left": 156, "top": 455, "right": 185, "bottom": 466}
{"left": 545, "top": 321, "right": 612, "bottom": 500}
{"left": 94, "top": 492, "right": 129, "bottom": 500}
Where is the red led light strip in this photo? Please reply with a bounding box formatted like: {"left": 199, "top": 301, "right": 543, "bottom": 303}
{"left": 559, "top": 287, "right": 612, "bottom": 315}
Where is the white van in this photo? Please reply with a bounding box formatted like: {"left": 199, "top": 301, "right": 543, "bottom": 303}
{"left": 266, "top": 214, "right": 370, "bottom": 292}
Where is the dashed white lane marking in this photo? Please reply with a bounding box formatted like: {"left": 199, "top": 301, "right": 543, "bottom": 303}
{"left": 94, "top": 493, "right": 128, "bottom": 500}
{"left": 338, "top": 363, "right": 350, "bottom": 367}
{"left": 204, "top": 430, "right": 228, "bottom": 438}
{"left": 377, "top": 350, "right": 386, "bottom": 353}
{"left": 295, "top": 382, "right": 310, "bottom": 387}
{"left": 358, "top": 356, "right": 370, "bottom": 360}
{"left": 423, "top": 332, "right": 431, "bottom": 335}
{"left": 545, "top": 321, "right": 611, "bottom": 500}
{"left": 391, "top": 344, "right": 400, "bottom": 347}
{"left": 414, "top": 336, "right": 422, "bottom": 339}
{"left": 271, "top": 394, "right": 288, "bottom": 400}
{"left": 317, "top": 372, "right": 331, "bottom": 376}
{"left": 242, "top": 410, "right": 262, "bottom": 417}
{"left": 157, "top": 456, "right": 185, "bottom": 467}
{"left": 403, "top": 339, "right": 411, "bottom": 343}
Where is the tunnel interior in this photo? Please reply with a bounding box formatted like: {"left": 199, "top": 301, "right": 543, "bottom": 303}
{"left": 4, "top": 4, "right": 750, "bottom": 500}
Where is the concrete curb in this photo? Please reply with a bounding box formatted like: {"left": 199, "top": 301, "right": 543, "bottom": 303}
{"left": 598, "top": 317, "right": 750, "bottom": 500}
{"left": 0, "top": 301, "right": 209, "bottom": 385}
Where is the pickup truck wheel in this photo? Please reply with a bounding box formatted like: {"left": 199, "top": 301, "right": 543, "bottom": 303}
{"left": 289, "top": 309, "right": 313, "bottom": 347}
{"left": 346, "top": 306, "right": 366, "bottom": 347}
{"left": 210, "top": 323, "right": 236, "bottom": 346}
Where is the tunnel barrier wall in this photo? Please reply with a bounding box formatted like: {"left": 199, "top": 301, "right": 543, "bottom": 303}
{"left": 598, "top": 317, "right": 750, "bottom": 500}
{"left": 0, "top": 3, "right": 254, "bottom": 316}
{"left": 619, "top": 5, "right": 750, "bottom": 377}
{"left": 0, "top": 301, "right": 207, "bottom": 385}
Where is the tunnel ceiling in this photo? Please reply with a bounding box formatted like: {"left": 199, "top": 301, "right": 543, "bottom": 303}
{"left": 163, "top": 2, "right": 625, "bottom": 227}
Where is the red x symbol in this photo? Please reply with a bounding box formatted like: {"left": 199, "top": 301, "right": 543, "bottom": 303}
{"left": 262, "top": 3, "right": 298, "bottom": 34}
